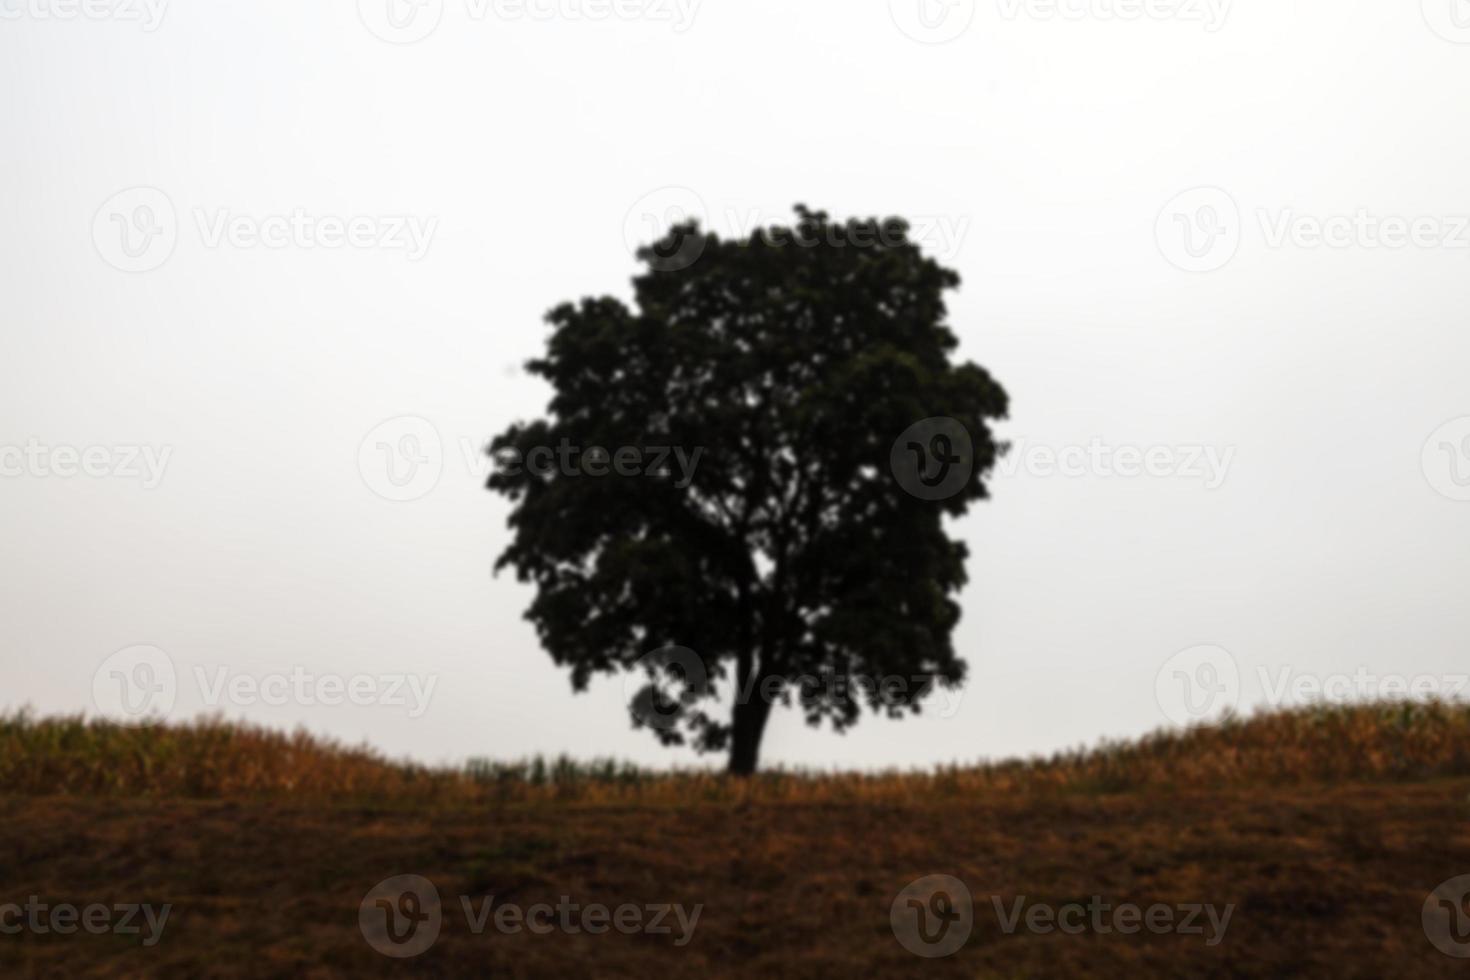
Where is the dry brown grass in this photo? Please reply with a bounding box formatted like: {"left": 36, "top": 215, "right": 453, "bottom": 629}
{"left": 7, "top": 700, "right": 1470, "bottom": 804}
{"left": 5, "top": 703, "right": 1470, "bottom": 977}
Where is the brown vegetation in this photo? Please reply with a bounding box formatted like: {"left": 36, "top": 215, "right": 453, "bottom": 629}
{"left": 2, "top": 704, "right": 1469, "bottom": 976}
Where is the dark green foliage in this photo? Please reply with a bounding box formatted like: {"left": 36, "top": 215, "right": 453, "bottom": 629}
{"left": 488, "top": 206, "right": 1008, "bottom": 773}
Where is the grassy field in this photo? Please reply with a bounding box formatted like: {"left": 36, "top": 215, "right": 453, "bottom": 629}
{"left": 3, "top": 704, "right": 1470, "bottom": 976}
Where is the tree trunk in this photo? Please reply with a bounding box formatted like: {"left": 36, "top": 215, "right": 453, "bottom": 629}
{"left": 728, "top": 687, "right": 774, "bottom": 776}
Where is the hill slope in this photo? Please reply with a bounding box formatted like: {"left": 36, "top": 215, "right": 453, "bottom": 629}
{"left": 3, "top": 704, "right": 1469, "bottom": 977}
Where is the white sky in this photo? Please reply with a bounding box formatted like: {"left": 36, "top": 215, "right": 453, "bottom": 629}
{"left": 2, "top": 0, "right": 1468, "bottom": 770}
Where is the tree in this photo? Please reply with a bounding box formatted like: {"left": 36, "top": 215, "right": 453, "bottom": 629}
{"left": 488, "top": 206, "right": 1008, "bottom": 774}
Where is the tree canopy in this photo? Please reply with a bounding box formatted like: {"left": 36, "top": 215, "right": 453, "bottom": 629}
{"left": 488, "top": 206, "right": 1007, "bottom": 773}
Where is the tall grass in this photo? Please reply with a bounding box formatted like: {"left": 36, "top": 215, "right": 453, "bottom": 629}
{"left": 4, "top": 701, "right": 1470, "bottom": 805}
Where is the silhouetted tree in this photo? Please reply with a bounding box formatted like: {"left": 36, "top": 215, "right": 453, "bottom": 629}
{"left": 488, "top": 206, "right": 1007, "bottom": 774}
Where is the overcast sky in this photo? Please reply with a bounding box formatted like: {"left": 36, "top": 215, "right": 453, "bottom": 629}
{"left": 2, "top": 0, "right": 1468, "bottom": 770}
